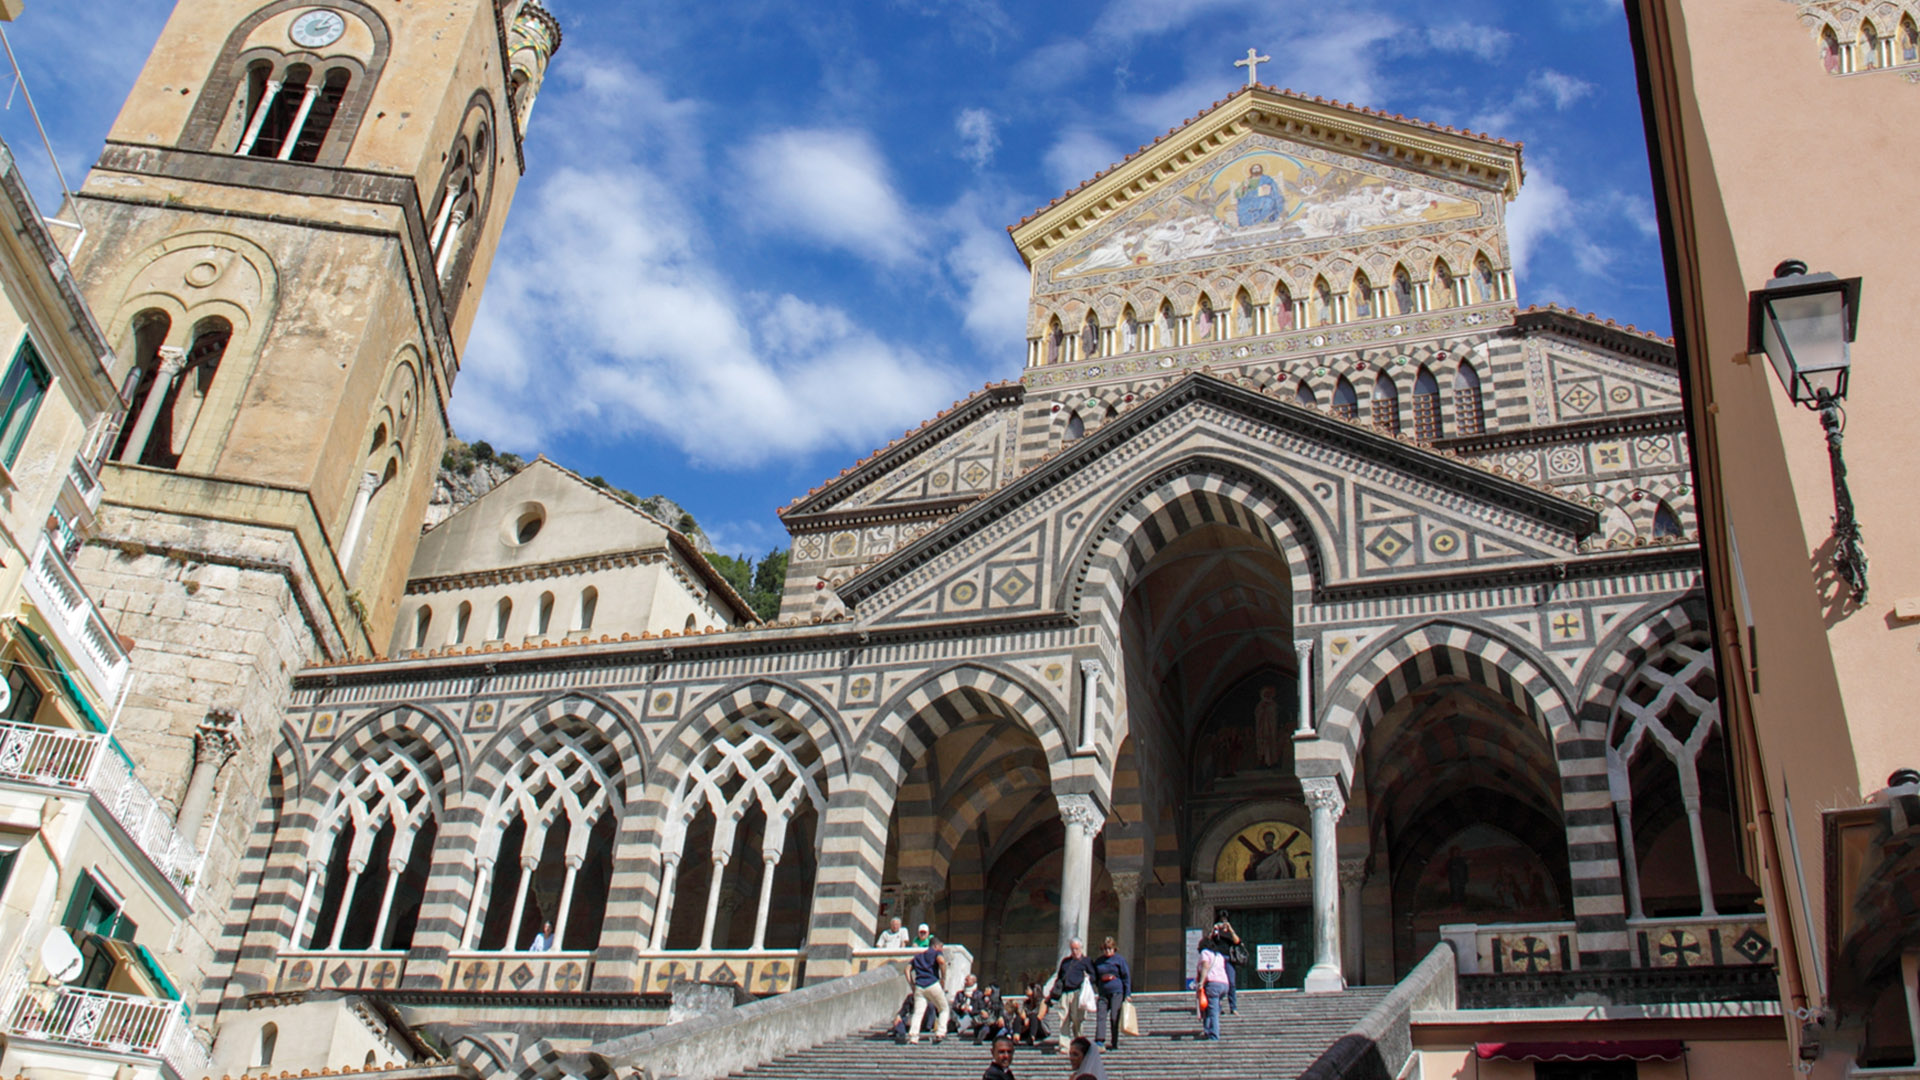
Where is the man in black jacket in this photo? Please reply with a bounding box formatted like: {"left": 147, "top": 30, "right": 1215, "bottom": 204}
{"left": 982, "top": 1037, "right": 1017, "bottom": 1080}
{"left": 1049, "top": 937, "right": 1097, "bottom": 1040}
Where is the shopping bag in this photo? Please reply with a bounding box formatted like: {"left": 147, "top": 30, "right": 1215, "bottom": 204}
{"left": 1077, "top": 980, "right": 1097, "bottom": 1013}
{"left": 1196, "top": 985, "right": 1209, "bottom": 1013}
{"left": 1120, "top": 1000, "right": 1140, "bottom": 1037}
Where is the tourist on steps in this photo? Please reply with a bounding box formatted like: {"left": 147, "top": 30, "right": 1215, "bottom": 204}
{"left": 953, "top": 973, "right": 984, "bottom": 1035}
{"left": 1092, "top": 936, "right": 1131, "bottom": 1051}
{"left": 1066, "top": 1036, "right": 1109, "bottom": 1080}
{"left": 906, "top": 936, "right": 951, "bottom": 1044}
{"left": 876, "top": 916, "right": 909, "bottom": 949}
{"left": 981, "top": 1036, "right": 1017, "bottom": 1080}
{"left": 1196, "top": 939, "right": 1230, "bottom": 1040}
{"left": 1020, "top": 983, "right": 1051, "bottom": 1044}
{"left": 1208, "top": 917, "right": 1245, "bottom": 1015}
{"left": 972, "top": 984, "right": 1008, "bottom": 1044}
{"left": 1049, "top": 937, "right": 1097, "bottom": 1040}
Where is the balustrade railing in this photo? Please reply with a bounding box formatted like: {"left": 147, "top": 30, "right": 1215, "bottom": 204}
{"left": 22, "top": 533, "right": 129, "bottom": 705}
{"left": 2, "top": 979, "right": 210, "bottom": 1078}
{"left": 0, "top": 718, "right": 203, "bottom": 900}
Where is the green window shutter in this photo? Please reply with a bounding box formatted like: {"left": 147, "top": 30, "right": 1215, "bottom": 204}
{"left": 0, "top": 339, "right": 50, "bottom": 468}
{"left": 61, "top": 874, "right": 98, "bottom": 931}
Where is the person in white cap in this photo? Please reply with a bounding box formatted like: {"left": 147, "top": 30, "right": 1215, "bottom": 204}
{"left": 914, "top": 922, "right": 933, "bottom": 948}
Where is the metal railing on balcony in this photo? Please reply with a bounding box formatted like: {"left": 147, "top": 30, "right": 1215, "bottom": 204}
{"left": 0, "top": 971, "right": 211, "bottom": 1080}
{"left": 0, "top": 718, "right": 204, "bottom": 900}
{"left": 21, "top": 533, "right": 129, "bottom": 706}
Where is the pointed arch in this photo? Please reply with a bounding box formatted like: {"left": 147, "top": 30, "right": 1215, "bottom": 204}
{"left": 1352, "top": 270, "right": 1376, "bottom": 319}
{"left": 1331, "top": 374, "right": 1359, "bottom": 421}
{"left": 1195, "top": 292, "right": 1219, "bottom": 341}
{"left": 1273, "top": 281, "right": 1296, "bottom": 330}
{"left": 1119, "top": 304, "right": 1143, "bottom": 353}
{"left": 1432, "top": 258, "right": 1457, "bottom": 308}
{"left": 1901, "top": 14, "right": 1918, "bottom": 63}
{"left": 1452, "top": 359, "right": 1484, "bottom": 435}
{"left": 1312, "top": 275, "right": 1336, "bottom": 326}
{"left": 858, "top": 663, "right": 1074, "bottom": 789}
{"left": 1651, "top": 499, "right": 1683, "bottom": 539}
{"left": 1157, "top": 298, "right": 1178, "bottom": 347}
{"left": 1233, "top": 286, "right": 1257, "bottom": 338}
{"left": 1822, "top": 24, "right": 1844, "bottom": 73}
{"left": 302, "top": 726, "right": 448, "bottom": 951}
{"left": 1392, "top": 264, "right": 1415, "bottom": 316}
{"left": 1045, "top": 316, "right": 1065, "bottom": 365}
{"left": 1080, "top": 309, "right": 1102, "bottom": 359}
{"left": 1411, "top": 365, "right": 1441, "bottom": 442}
{"left": 1294, "top": 377, "right": 1318, "bottom": 409}
{"left": 1372, "top": 371, "right": 1400, "bottom": 435}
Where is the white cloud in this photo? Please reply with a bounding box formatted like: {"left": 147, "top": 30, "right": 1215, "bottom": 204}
{"left": 1041, "top": 128, "right": 1125, "bottom": 194}
{"left": 1425, "top": 23, "right": 1513, "bottom": 61}
{"left": 455, "top": 67, "right": 970, "bottom": 469}
{"left": 1531, "top": 69, "right": 1596, "bottom": 110}
{"left": 943, "top": 199, "right": 1033, "bottom": 355}
{"left": 732, "top": 129, "right": 926, "bottom": 267}
{"left": 1506, "top": 168, "right": 1574, "bottom": 281}
{"left": 956, "top": 108, "right": 999, "bottom": 169}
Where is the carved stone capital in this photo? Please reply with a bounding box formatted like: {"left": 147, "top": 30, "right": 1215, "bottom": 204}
{"left": 357, "top": 470, "right": 380, "bottom": 495}
{"left": 1057, "top": 793, "right": 1105, "bottom": 835}
{"left": 1301, "top": 776, "right": 1345, "bottom": 817}
{"left": 193, "top": 710, "right": 242, "bottom": 768}
{"left": 1338, "top": 858, "right": 1369, "bottom": 891}
{"left": 155, "top": 345, "right": 188, "bottom": 374}
{"left": 1293, "top": 639, "right": 1314, "bottom": 660}
{"left": 1078, "top": 658, "right": 1104, "bottom": 680}
{"left": 1109, "top": 871, "right": 1142, "bottom": 903}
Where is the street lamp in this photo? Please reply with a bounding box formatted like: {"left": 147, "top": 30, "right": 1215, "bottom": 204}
{"left": 1747, "top": 259, "right": 1867, "bottom": 602}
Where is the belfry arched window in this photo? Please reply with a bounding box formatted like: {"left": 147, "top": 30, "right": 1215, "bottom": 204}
{"left": 653, "top": 712, "right": 826, "bottom": 951}
{"left": 1411, "top": 365, "right": 1441, "bottom": 442}
{"left": 117, "top": 317, "right": 231, "bottom": 470}
{"left": 1372, "top": 372, "right": 1399, "bottom": 435}
{"left": 299, "top": 744, "right": 442, "bottom": 952}
{"left": 184, "top": 3, "right": 388, "bottom": 167}
{"left": 427, "top": 94, "right": 498, "bottom": 316}
{"left": 468, "top": 727, "right": 621, "bottom": 951}
{"left": 1453, "top": 360, "right": 1484, "bottom": 435}
{"left": 577, "top": 587, "right": 599, "bottom": 632}
{"left": 413, "top": 606, "right": 432, "bottom": 650}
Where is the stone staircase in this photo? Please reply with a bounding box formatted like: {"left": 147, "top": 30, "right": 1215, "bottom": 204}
{"left": 727, "top": 986, "right": 1394, "bottom": 1080}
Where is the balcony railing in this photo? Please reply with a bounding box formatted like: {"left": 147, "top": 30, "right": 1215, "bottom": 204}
{"left": 22, "top": 532, "right": 129, "bottom": 705}
{"left": 1, "top": 974, "right": 210, "bottom": 1079}
{"left": 0, "top": 718, "right": 204, "bottom": 899}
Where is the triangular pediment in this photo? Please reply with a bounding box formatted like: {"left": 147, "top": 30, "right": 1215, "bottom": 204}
{"left": 1041, "top": 136, "right": 1490, "bottom": 286}
{"left": 1011, "top": 86, "right": 1523, "bottom": 270}
{"left": 838, "top": 373, "right": 1600, "bottom": 626}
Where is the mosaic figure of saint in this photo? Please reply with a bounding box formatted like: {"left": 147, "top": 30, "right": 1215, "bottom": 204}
{"left": 1233, "top": 162, "right": 1284, "bottom": 227}
{"left": 1240, "top": 830, "right": 1296, "bottom": 881}
{"left": 1253, "top": 684, "right": 1284, "bottom": 766}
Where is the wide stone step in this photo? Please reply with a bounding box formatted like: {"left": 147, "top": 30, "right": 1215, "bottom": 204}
{"left": 728, "top": 987, "right": 1391, "bottom": 1080}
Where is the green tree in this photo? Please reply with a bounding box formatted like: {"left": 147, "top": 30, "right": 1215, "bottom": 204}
{"left": 704, "top": 548, "right": 790, "bottom": 623}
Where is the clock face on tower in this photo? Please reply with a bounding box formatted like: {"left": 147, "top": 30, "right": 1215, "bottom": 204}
{"left": 289, "top": 8, "right": 346, "bottom": 49}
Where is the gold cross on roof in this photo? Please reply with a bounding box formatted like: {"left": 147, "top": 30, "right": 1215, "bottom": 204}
{"left": 1235, "top": 47, "right": 1271, "bottom": 87}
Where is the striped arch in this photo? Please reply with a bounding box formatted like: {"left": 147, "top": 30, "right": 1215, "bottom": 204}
{"left": 203, "top": 729, "right": 312, "bottom": 1018}
{"left": 1574, "top": 593, "right": 1711, "bottom": 729}
{"left": 858, "top": 663, "right": 1073, "bottom": 791}
{"left": 927, "top": 763, "right": 1053, "bottom": 886}
{"left": 307, "top": 703, "right": 463, "bottom": 803}
{"left": 803, "top": 663, "right": 1071, "bottom": 979}
{"left": 471, "top": 690, "right": 645, "bottom": 802}
{"left": 1068, "top": 456, "right": 1323, "bottom": 634}
{"left": 1318, "top": 620, "right": 1575, "bottom": 766}
{"left": 1323, "top": 619, "right": 1634, "bottom": 967}
{"left": 659, "top": 679, "right": 850, "bottom": 784}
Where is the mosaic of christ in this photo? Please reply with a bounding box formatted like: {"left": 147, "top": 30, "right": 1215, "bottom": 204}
{"left": 1051, "top": 149, "right": 1479, "bottom": 280}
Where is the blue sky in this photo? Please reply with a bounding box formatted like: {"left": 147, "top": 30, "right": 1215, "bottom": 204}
{"left": 0, "top": 0, "right": 1668, "bottom": 558}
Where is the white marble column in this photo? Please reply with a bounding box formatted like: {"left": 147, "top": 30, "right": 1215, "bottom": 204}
{"left": 1077, "top": 659, "right": 1104, "bottom": 753}
{"left": 1293, "top": 640, "right": 1315, "bottom": 738}
{"left": 235, "top": 80, "right": 284, "bottom": 156}
{"left": 291, "top": 863, "right": 322, "bottom": 949}
{"left": 552, "top": 854, "right": 584, "bottom": 946}
{"left": 1339, "top": 859, "right": 1367, "bottom": 978}
{"left": 176, "top": 711, "right": 240, "bottom": 843}
{"left": 699, "top": 851, "right": 731, "bottom": 950}
{"left": 750, "top": 850, "right": 781, "bottom": 950}
{"left": 1056, "top": 794, "right": 1105, "bottom": 959}
{"left": 436, "top": 209, "right": 469, "bottom": 279}
{"left": 1302, "top": 778, "right": 1346, "bottom": 993}
{"left": 328, "top": 858, "right": 366, "bottom": 951}
{"left": 275, "top": 81, "right": 323, "bottom": 161}
{"left": 1614, "top": 798, "right": 1646, "bottom": 920}
{"left": 1681, "top": 791, "right": 1718, "bottom": 916}
{"left": 338, "top": 470, "right": 381, "bottom": 570}
{"left": 461, "top": 857, "right": 495, "bottom": 949}
{"left": 368, "top": 854, "right": 407, "bottom": 950}
{"left": 117, "top": 347, "right": 186, "bottom": 463}
{"left": 504, "top": 854, "right": 539, "bottom": 949}
{"left": 1111, "top": 871, "right": 1141, "bottom": 959}
{"left": 649, "top": 852, "right": 681, "bottom": 950}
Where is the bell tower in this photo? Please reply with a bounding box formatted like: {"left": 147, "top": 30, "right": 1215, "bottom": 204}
{"left": 62, "top": 0, "right": 559, "bottom": 1014}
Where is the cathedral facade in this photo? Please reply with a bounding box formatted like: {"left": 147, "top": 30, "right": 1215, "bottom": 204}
{"left": 6, "top": 2, "right": 1791, "bottom": 1076}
